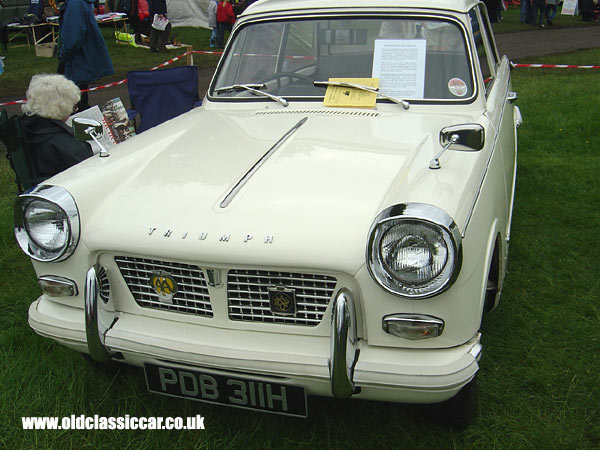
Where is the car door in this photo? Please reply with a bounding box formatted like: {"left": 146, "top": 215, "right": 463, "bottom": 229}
{"left": 469, "top": 5, "right": 516, "bottom": 242}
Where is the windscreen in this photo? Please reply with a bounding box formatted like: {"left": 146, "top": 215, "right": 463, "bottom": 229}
{"left": 211, "top": 17, "right": 474, "bottom": 102}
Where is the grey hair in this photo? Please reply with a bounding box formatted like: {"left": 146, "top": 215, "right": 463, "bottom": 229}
{"left": 22, "top": 74, "right": 81, "bottom": 120}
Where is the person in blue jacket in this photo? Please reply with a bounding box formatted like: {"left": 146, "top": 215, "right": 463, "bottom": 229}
{"left": 58, "top": 0, "right": 114, "bottom": 111}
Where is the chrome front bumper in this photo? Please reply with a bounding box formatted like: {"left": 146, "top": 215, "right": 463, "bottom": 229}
{"left": 329, "top": 288, "right": 360, "bottom": 398}
{"left": 85, "top": 266, "right": 114, "bottom": 363}
{"left": 28, "top": 267, "right": 482, "bottom": 404}
{"left": 85, "top": 267, "right": 363, "bottom": 399}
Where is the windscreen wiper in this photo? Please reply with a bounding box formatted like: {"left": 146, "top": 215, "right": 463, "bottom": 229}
{"left": 215, "top": 84, "right": 289, "bottom": 107}
{"left": 313, "top": 81, "right": 409, "bottom": 110}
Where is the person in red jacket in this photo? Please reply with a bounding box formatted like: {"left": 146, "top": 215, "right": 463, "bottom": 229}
{"left": 216, "top": 0, "right": 235, "bottom": 48}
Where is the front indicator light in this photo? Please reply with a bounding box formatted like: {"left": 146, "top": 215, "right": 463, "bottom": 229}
{"left": 38, "top": 275, "right": 78, "bottom": 297}
{"left": 382, "top": 314, "right": 444, "bottom": 340}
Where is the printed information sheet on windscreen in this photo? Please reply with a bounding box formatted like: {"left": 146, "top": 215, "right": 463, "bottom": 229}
{"left": 372, "top": 39, "right": 427, "bottom": 99}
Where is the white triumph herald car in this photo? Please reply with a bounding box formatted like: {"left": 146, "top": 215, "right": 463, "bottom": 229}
{"left": 15, "top": 0, "right": 520, "bottom": 425}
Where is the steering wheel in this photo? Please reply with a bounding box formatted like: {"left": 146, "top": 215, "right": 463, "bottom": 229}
{"left": 262, "top": 72, "right": 314, "bottom": 88}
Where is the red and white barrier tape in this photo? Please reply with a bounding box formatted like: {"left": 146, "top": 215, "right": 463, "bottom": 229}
{"left": 513, "top": 63, "right": 600, "bottom": 69}
{"left": 3, "top": 54, "right": 599, "bottom": 106}
{"left": 87, "top": 50, "right": 196, "bottom": 92}
{"left": 1, "top": 50, "right": 229, "bottom": 105}
{"left": 84, "top": 79, "right": 127, "bottom": 93}
{"left": 191, "top": 50, "right": 223, "bottom": 56}
{"left": 1, "top": 99, "right": 27, "bottom": 106}
{"left": 190, "top": 50, "right": 311, "bottom": 60}
{"left": 0, "top": 50, "right": 201, "bottom": 106}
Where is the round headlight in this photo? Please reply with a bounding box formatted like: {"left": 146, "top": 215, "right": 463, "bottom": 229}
{"left": 14, "top": 185, "right": 80, "bottom": 262}
{"left": 367, "top": 204, "right": 462, "bottom": 299}
{"left": 24, "top": 200, "right": 69, "bottom": 252}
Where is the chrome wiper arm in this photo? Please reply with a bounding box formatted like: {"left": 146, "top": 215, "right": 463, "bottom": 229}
{"left": 215, "top": 83, "right": 266, "bottom": 92}
{"left": 313, "top": 81, "right": 409, "bottom": 110}
{"left": 215, "top": 84, "right": 289, "bottom": 107}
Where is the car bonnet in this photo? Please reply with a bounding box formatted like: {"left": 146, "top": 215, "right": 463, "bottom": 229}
{"left": 50, "top": 107, "right": 483, "bottom": 273}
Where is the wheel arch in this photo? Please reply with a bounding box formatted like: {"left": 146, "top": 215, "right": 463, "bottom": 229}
{"left": 480, "top": 224, "right": 505, "bottom": 319}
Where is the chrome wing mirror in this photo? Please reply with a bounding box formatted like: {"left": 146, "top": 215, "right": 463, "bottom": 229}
{"left": 429, "top": 124, "right": 485, "bottom": 169}
{"left": 73, "top": 118, "right": 109, "bottom": 158}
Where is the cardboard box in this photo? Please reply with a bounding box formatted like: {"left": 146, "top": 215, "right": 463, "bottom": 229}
{"left": 35, "top": 43, "right": 55, "bottom": 58}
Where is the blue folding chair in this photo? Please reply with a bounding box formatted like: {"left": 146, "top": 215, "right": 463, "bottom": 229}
{"left": 126, "top": 66, "right": 201, "bottom": 133}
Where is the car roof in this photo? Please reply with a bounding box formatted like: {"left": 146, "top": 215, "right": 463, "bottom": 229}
{"left": 243, "top": 0, "right": 479, "bottom": 16}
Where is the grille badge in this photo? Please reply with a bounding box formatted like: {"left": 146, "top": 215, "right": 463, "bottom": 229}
{"left": 268, "top": 286, "right": 296, "bottom": 316}
{"left": 206, "top": 268, "right": 223, "bottom": 288}
{"left": 149, "top": 271, "right": 178, "bottom": 304}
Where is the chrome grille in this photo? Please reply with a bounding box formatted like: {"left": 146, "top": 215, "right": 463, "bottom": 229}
{"left": 115, "top": 256, "right": 213, "bottom": 317}
{"left": 228, "top": 269, "right": 337, "bottom": 326}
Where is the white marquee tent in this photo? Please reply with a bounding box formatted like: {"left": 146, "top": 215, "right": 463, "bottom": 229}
{"left": 166, "top": 0, "right": 211, "bottom": 28}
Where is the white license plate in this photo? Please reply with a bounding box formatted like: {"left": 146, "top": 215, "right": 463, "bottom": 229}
{"left": 144, "top": 363, "right": 308, "bottom": 417}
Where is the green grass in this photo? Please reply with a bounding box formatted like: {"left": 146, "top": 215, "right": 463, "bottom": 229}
{"left": 0, "top": 48, "right": 599, "bottom": 448}
{"left": 0, "top": 25, "right": 220, "bottom": 99}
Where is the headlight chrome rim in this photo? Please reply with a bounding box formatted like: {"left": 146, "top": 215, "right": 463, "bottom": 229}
{"left": 367, "top": 203, "right": 462, "bottom": 299}
{"left": 14, "top": 185, "right": 80, "bottom": 262}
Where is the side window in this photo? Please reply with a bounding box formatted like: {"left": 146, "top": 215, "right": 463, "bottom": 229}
{"left": 468, "top": 8, "right": 494, "bottom": 95}
{"left": 478, "top": 5, "right": 499, "bottom": 66}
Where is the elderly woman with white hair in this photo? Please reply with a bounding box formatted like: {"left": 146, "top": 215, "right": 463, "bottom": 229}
{"left": 21, "top": 73, "right": 93, "bottom": 179}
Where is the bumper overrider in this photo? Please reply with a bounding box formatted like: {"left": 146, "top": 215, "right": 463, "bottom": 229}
{"left": 28, "top": 265, "right": 482, "bottom": 409}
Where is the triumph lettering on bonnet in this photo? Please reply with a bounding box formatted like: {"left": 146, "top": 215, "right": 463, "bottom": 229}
{"left": 147, "top": 227, "right": 274, "bottom": 244}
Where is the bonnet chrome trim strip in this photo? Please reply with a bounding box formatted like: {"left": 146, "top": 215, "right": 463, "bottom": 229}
{"left": 220, "top": 116, "right": 308, "bottom": 208}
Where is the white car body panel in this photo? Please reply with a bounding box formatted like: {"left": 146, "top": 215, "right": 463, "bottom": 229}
{"left": 18, "top": 0, "right": 518, "bottom": 416}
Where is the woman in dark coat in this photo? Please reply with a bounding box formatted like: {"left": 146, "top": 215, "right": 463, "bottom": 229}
{"left": 21, "top": 74, "right": 93, "bottom": 180}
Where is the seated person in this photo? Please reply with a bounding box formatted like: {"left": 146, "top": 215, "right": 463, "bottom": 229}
{"left": 21, "top": 74, "right": 93, "bottom": 180}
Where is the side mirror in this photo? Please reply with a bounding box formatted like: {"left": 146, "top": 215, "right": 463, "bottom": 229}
{"left": 73, "top": 118, "right": 103, "bottom": 141}
{"left": 72, "top": 118, "right": 109, "bottom": 157}
{"left": 430, "top": 124, "right": 485, "bottom": 169}
{"left": 439, "top": 124, "right": 485, "bottom": 152}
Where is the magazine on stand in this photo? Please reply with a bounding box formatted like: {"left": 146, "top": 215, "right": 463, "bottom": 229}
{"left": 67, "top": 97, "right": 135, "bottom": 152}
